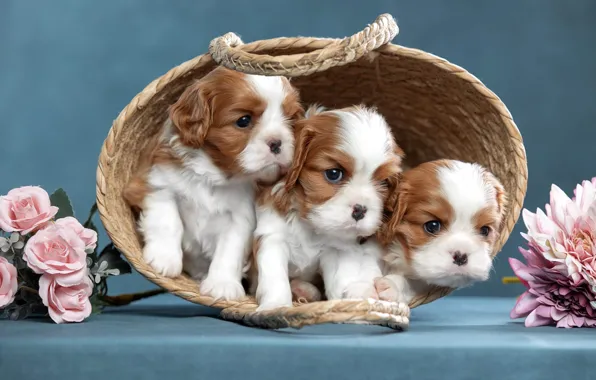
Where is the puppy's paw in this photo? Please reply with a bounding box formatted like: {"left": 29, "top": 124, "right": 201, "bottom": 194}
{"left": 290, "top": 279, "right": 322, "bottom": 303}
{"left": 256, "top": 284, "right": 293, "bottom": 311}
{"left": 200, "top": 276, "right": 245, "bottom": 301}
{"left": 143, "top": 241, "right": 183, "bottom": 277}
{"left": 374, "top": 276, "right": 401, "bottom": 302}
{"left": 256, "top": 296, "right": 293, "bottom": 312}
{"left": 342, "top": 281, "right": 379, "bottom": 300}
{"left": 374, "top": 276, "right": 411, "bottom": 303}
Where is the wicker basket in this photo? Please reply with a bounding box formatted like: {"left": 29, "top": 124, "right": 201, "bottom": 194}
{"left": 96, "top": 14, "right": 527, "bottom": 330}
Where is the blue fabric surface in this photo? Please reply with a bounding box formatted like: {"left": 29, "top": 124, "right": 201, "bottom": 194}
{"left": 1, "top": 295, "right": 595, "bottom": 380}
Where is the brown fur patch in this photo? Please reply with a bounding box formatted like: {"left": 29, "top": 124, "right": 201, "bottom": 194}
{"left": 482, "top": 171, "right": 508, "bottom": 226}
{"left": 122, "top": 132, "right": 182, "bottom": 213}
{"left": 282, "top": 113, "right": 351, "bottom": 217}
{"left": 374, "top": 150, "right": 404, "bottom": 220}
{"left": 255, "top": 182, "right": 291, "bottom": 215}
{"left": 281, "top": 78, "right": 304, "bottom": 121}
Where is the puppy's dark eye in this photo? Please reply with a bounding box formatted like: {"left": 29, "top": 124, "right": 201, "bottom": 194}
{"left": 324, "top": 168, "right": 343, "bottom": 184}
{"left": 479, "top": 226, "right": 491, "bottom": 237}
{"left": 236, "top": 115, "right": 252, "bottom": 128}
{"left": 423, "top": 220, "right": 441, "bottom": 235}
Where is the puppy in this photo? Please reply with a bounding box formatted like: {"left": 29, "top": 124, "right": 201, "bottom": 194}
{"left": 252, "top": 105, "right": 403, "bottom": 311}
{"left": 375, "top": 159, "right": 507, "bottom": 304}
{"left": 123, "top": 66, "right": 303, "bottom": 301}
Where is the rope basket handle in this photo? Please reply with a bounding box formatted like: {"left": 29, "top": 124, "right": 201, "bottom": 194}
{"left": 208, "top": 13, "right": 399, "bottom": 77}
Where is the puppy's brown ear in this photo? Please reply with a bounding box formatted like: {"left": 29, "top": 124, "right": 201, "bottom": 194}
{"left": 393, "top": 142, "right": 405, "bottom": 162}
{"left": 377, "top": 179, "right": 408, "bottom": 247}
{"left": 284, "top": 119, "right": 315, "bottom": 192}
{"left": 169, "top": 80, "right": 212, "bottom": 148}
{"left": 483, "top": 171, "right": 508, "bottom": 226}
{"left": 281, "top": 78, "right": 305, "bottom": 122}
{"left": 380, "top": 143, "right": 405, "bottom": 223}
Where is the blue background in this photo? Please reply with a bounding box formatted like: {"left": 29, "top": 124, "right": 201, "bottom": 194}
{"left": 1, "top": 0, "right": 594, "bottom": 297}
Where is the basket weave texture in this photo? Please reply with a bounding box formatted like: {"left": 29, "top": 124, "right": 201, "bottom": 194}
{"left": 96, "top": 14, "right": 527, "bottom": 330}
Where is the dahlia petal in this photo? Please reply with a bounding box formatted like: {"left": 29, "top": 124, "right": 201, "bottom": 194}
{"left": 550, "top": 185, "right": 572, "bottom": 228}
{"left": 556, "top": 315, "right": 575, "bottom": 328}
{"left": 537, "top": 295, "right": 554, "bottom": 306}
{"left": 509, "top": 258, "right": 535, "bottom": 282}
{"left": 545, "top": 203, "right": 553, "bottom": 219}
{"left": 586, "top": 203, "right": 596, "bottom": 225}
{"left": 522, "top": 209, "right": 538, "bottom": 234}
{"left": 535, "top": 305, "right": 553, "bottom": 318}
{"left": 564, "top": 206, "right": 579, "bottom": 234}
{"left": 578, "top": 180, "right": 596, "bottom": 213}
{"left": 536, "top": 208, "right": 559, "bottom": 236}
{"left": 575, "top": 184, "right": 585, "bottom": 209}
{"left": 511, "top": 291, "right": 539, "bottom": 318}
{"left": 525, "top": 309, "right": 553, "bottom": 327}
{"left": 550, "top": 307, "right": 567, "bottom": 321}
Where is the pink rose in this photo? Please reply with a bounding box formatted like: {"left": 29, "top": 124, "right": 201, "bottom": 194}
{"left": 39, "top": 274, "right": 92, "bottom": 324}
{"left": 23, "top": 223, "right": 87, "bottom": 286}
{"left": 0, "top": 257, "right": 18, "bottom": 308}
{"left": 0, "top": 186, "right": 58, "bottom": 234}
{"left": 55, "top": 217, "right": 97, "bottom": 251}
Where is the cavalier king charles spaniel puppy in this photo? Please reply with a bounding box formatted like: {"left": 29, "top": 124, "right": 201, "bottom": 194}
{"left": 375, "top": 159, "right": 507, "bottom": 304}
{"left": 124, "top": 66, "right": 303, "bottom": 301}
{"left": 251, "top": 105, "right": 403, "bottom": 311}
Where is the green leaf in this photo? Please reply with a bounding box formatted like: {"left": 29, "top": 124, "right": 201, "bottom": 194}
{"left": 97, "top": 243, "right": 132, "bottom": 276}
{"left": 50, "top": 188, "right": 75, "bottom": 219}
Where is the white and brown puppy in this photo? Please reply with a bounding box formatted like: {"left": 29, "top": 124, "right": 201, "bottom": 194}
{"left": 375, "top": 159, "right": 507, "bottom": 304}
{"left": 252, "top": 105, "right": 403, "bottom": 311}
{"left": 124, "top": 67, "right": 303, "bottom": 301}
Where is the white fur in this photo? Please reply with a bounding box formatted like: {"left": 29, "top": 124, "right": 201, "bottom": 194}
{"left": 240, "top": 76, "right": 295, "bottom": 183}
{"left": 380, "top": 161, "right": 499, "bottom": 304}
{"left": 255, "top": 107, "right": 396, "bottom": 310}
{"left": 141, "top": 143, "right": 254, "bottom": 301}
{"left": 319, "top": 239, "right": 384, "bottom": 300}
{"left": 255, "top": 203, "right": 385, "bottom": 310}
{"left": 140, "top": 74, "right": 294, "bottom": 301}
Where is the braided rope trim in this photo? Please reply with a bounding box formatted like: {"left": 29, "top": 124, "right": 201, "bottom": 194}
{"left": 221, "top": 299, "right": 410, "bottom": 330}
{"left": 96, "top": 38, "right": 527, "bottom": 325}
{"left": 208, "top": 13, "right": 399, "bottom": 77}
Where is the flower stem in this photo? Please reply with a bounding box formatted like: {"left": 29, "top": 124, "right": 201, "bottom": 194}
{"left": 83, "top": 202, "right": 98, "bottom": 228}
{"left": 98, "top": 288, "right": 166, "bottom": 306}
{"left": 21, "top": 286, "right": 39, "bottom": 294}
{"left": 502, "top": 276, "right": 522, "bottom": 284}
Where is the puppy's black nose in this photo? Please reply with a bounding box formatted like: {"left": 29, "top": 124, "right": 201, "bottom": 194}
{"left": 351, "top": 204, "right": 367, "bottom": 221}
{"left": 452, "top": 251, "right": 468, "bottom": 266}
{"left": 268, "top": 139, "right": 282, "bottom": 154}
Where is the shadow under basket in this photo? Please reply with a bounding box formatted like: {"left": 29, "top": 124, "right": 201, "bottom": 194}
{"left": 96, "top": 14, "right": 527, "bottom": 331}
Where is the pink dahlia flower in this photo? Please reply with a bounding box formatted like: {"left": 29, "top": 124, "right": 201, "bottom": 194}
{"left": 510, "top": 250, "right": 596, "bottom": 328}
{"left": 521, "top": 178, "right": 596, "bottom": 292}
{"left": 511, "top": 177, "right": 596, "bottom": 327}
